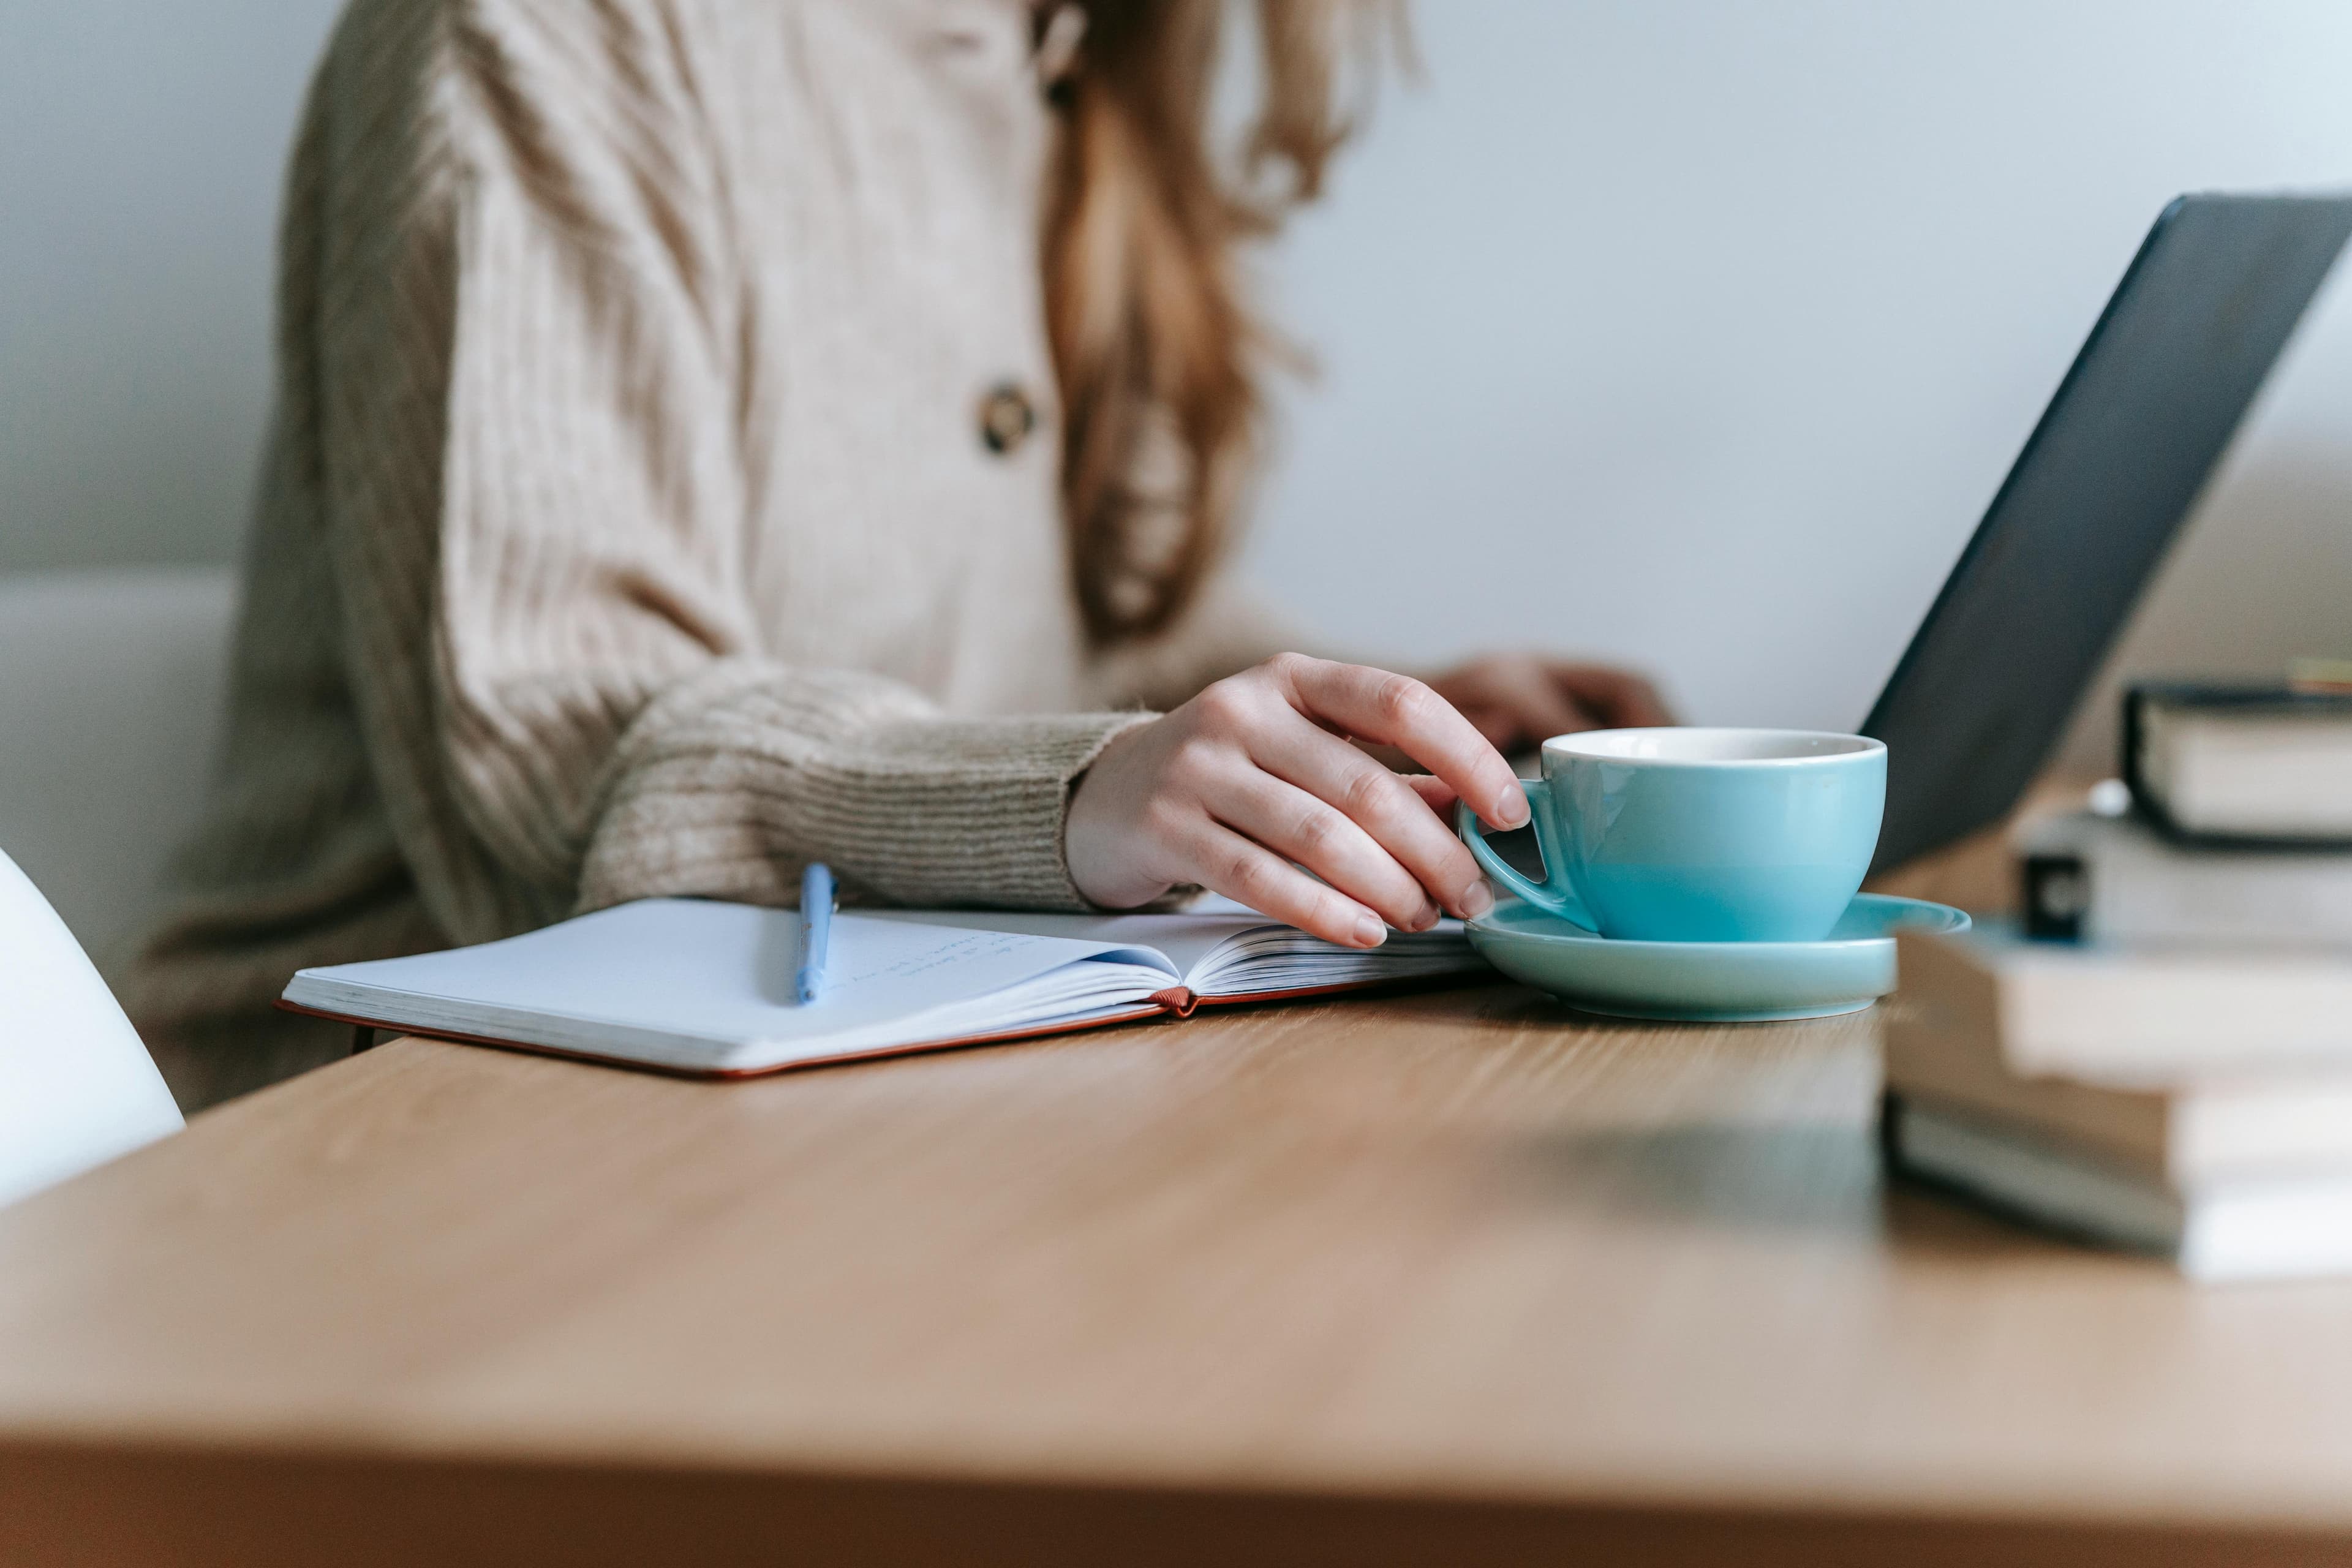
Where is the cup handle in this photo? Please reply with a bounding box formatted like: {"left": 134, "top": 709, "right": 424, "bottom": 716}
{"left": 1457, "top": 780, "right": 1600, "bottom": 932}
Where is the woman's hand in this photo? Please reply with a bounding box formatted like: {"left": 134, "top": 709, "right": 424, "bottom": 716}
{"left": 1066, "top": 654, "right": 1528, "bottom": 945}
{"left": 1425, "top": 655, "right": 1673, "bottom": 752}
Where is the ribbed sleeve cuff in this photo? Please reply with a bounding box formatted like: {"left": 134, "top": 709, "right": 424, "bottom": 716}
{"left": 575, "top": 660, "right": 1155, "bottom": 914}
{"left": 825, "top": 709, "right": 1157, "bottom": 909}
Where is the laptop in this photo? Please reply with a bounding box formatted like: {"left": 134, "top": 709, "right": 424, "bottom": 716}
{"left": 1860, "top": 191, "right": 2352, "bottom": 872}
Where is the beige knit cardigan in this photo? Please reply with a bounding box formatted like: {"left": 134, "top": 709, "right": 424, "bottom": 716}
{"left": 126, "top": 0, "right": 1293, "bottom": 1106}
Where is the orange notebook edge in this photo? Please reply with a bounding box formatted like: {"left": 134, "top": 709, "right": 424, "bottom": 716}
{"left": 276, "top": 996, "right": 1190, "bottom": 1080}
{"left": 277, "top": 968, "right": 1488, "bottom": 1081}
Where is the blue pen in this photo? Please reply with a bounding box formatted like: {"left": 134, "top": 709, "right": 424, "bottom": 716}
{"left": 796, "top": 862, "right": 835, "bottom": 1005}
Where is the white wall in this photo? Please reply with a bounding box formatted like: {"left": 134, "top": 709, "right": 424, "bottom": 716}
{"left": 6, "top": 0, "right": 2351, "bottom": 773}
{"left": 1251, "top": 0, "right": 2352, "bottom": 767}
{"left": 0, "top": 0, "right": 344, "bottom": 570}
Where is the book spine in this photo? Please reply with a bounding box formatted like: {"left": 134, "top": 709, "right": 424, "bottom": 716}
{"left": 2120, "top": 684, "right": 2154, "bottom": 824}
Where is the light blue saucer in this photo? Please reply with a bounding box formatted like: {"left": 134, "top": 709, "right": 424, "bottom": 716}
{"left": 1466, "top": 893, "right": 1971, "bottom": 1022}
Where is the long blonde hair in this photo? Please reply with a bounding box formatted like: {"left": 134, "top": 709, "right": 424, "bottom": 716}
{"left": 1042, "top": 0, "right": 1400, "bottom": 644}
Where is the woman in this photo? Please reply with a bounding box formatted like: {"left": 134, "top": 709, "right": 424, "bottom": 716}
{"left": 129, "top": 0, "right": 1666, "bottom": 1108}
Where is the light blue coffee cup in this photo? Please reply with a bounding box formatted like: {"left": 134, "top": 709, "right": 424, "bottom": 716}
{"left": 1458, "top": 728, "right": 1887, "bottom": 943}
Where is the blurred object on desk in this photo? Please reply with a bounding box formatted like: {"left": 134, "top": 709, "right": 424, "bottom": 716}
{"left": 1896, "top": 922, "right": 2352, "bottom": 1079}
{"left": 1863, "top": 774, "right": 2099, "bottom": 916}
{"left": 1883, "top": 1094, "right": 2352, "bottom": 1283}
{"left": 1888, "top": 922, "right": 2352, "bottom": 1280}
{"left": 2020, "top": 808, "right": 2352, "bottom": 948}
{"left": 1887, "top": 673, "right": 2352, "bottom": 1277}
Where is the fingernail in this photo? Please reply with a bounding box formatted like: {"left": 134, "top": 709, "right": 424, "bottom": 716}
{"left": 1496, "top": 794, "right": 1530, "bottom": 829}
{"left": 1355, "top": 916, "right": 1387, "bottom": 948}
{"left": 1460, "top": 882, "right": 1495, "bottom": 919}
{"left": 1414, "top": 901, "right": 1442, "bottom": 932}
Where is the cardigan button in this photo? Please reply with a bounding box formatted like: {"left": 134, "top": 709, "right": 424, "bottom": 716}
{"left": 978, "top": 382, "right": 1037, "bottom": 456}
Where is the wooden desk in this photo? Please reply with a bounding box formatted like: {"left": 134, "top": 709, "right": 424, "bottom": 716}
{"left": 7, "top": 978, "right": 2352, "bottom": 1566}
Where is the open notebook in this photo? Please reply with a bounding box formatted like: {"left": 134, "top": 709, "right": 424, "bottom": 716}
{"left": 279, "top": 895, "right": 1485, "bottom": 1077}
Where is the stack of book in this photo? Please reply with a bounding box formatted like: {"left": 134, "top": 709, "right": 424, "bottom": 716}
{"left": 1882, "top": 679, "right": 2352, "bottom": 1281}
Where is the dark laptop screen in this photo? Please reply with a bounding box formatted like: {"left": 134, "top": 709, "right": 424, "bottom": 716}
{"left": 1863, "top": 192, "right": 2352, "bottom": 871}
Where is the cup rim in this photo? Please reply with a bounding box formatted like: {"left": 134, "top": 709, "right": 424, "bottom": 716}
{"left": 1539, "top": 727, "right": 1886, "bottom": 767}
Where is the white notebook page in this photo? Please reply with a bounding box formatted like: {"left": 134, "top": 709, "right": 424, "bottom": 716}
{"left": 870, "top": 894, "right": 1477, "bottom": 995}
{"left": 285, "top": 898, "right": 1182, "bottom": 1071}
